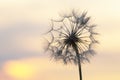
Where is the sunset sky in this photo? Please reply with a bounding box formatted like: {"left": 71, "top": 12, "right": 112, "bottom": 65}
{"left": 0, "top": 0, "right": 120, "bottom": 80}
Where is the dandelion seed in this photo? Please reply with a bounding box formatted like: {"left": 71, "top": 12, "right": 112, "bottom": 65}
{"left": 45, "top": 10, "right": 98, "bottom": 80}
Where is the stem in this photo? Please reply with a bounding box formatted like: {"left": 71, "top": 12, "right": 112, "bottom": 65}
{"left": 74, "top": 45, "right": 82, "bottom": 80}
{"left": 77, "top": 53, "right": 82, "bottom": 80}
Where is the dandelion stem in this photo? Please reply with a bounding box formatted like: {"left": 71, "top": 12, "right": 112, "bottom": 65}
{"left": 73, "top": 44, "right": 82, "bottom": 80}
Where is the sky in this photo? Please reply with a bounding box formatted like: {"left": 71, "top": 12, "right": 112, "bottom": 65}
{"left": 0, "top": 0, "right": 120, "bottom": 80}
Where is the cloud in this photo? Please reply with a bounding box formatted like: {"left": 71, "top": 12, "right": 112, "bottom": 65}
{"left": 0, "top": 22, "right": 48, "bottom": 65}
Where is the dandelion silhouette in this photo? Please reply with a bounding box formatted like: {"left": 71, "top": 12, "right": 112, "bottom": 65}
{"left": 45, "top": 10, "right": 98, "bottom": 80}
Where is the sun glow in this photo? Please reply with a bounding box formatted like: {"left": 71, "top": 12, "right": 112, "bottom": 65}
{"left": 3, "top": 60, "right": 36, "bottom": 79}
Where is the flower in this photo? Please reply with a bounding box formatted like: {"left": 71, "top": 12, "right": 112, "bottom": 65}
{"left": 45, "top": 10, "right": 98, "bottom": 64}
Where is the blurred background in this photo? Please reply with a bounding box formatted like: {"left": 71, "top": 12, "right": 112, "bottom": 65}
{"left": 0, "top": 0, "right": 120, "bottom": 80}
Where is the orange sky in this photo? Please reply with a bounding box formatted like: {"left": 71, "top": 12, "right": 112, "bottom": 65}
{"left": 0, "top": 0, "right": 120, "bottom": 80}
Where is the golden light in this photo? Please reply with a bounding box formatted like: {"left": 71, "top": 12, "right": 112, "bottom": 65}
{"left": 3, "top": 60, "right": 36, "bottom": 79}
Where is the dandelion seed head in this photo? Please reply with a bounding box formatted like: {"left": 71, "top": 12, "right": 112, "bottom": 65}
{"left": 45, "top": 10, "right": 98, "bottom": 64}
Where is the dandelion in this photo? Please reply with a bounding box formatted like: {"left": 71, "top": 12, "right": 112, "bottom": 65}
{"left": 45, "top": 10, "right": 98, "bottom": 80}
